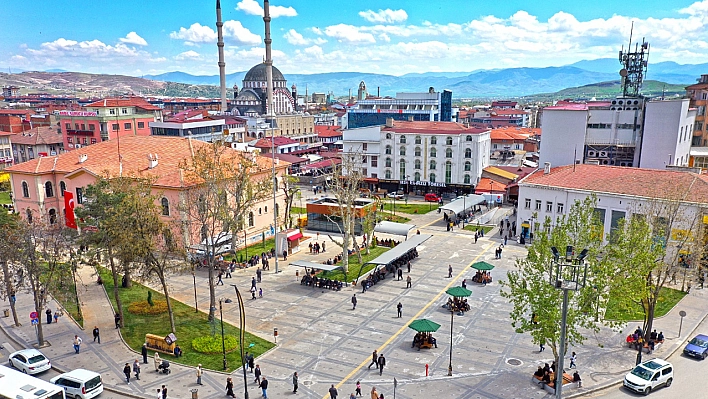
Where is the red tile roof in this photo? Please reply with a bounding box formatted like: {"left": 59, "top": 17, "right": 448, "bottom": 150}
{"left": 10, "top": 126, "right": 63, "bottom": 145}
{"left": 489, "top": 109, "right": 528, "bottom": 115}
{"left": 384, "top": 121, "right": 488, "bottom": 135}
{"left": 274, "top": 153, "right": 307, "bottom": 164}
{"left": 253, "top": 136, "right": 299, "bottom": 148}
{"left": 315, "top": 125, "right": 342, "bottom": 138}
{"left": 521, "top": 164, "right": 708, "bottom": 204}
{"left": 475, "top": 177, "right": 507, "bottom": 192}
{"left": 84, "top": 97, "right": 161, "bottom": 111}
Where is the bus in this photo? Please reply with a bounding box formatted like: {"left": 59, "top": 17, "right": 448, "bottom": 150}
{"left": 0, "top": 365, "right": 65, "bottom": 399}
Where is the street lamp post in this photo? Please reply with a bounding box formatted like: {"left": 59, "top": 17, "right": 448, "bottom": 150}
{"left": 448, "top": 308, "right": 454, "bottom": 376}
{"left": 231, "top": 285, "right": 249, "bottom": 399}
{"left": 219, "top": 298, "right": 228, "bottom": 371}
{"left": 550, "top": 246, "right": 588, "bottom": 399}
{"left": 192, "top": 266, "right": 198, "bottom": 313}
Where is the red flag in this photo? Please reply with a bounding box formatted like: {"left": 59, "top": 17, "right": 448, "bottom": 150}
{"left": 64, "top": 191, "right": 77, "bottom": 229}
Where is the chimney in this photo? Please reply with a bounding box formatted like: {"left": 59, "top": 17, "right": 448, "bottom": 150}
{"left": 543, "top": 162, "right": 551, "bottom": 174}
{"left": 385, "top": 117, "right": 394, "bottom": 128}
{"left": 148, "top": 153, "right": 159, "bottom": 169}
{"left": 78, "top": 154, "right": 88, "bottom": 163}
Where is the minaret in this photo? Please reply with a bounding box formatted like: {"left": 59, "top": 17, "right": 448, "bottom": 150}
{"left": 216, "top": 0, "right": 227, "bottom": 114}
{"left": 263, "top": 0, "right": 274, "bottom": 118}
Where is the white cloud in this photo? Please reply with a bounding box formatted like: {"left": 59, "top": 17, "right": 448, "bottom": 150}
{"left": 679, "top": 0, "right": 708, "bottom": 16}
{"left": 359, "top": 9, "right": 408, "bottom": 24}
{"left": 175, "top": 50, "right": 202, "bottom": 60}
{"left": 119, "top": 32, "right": 148, "bottom": 46}
{"left": 170, "top": 21, "right": 260, "bottom": 46}
{"left": 311, "top": 27, "right": 323, "bottom": 35}
{"left": 235, "top": 0, "right": 297, "bottom": 18}
{"left": 26, "top": 38, "right": 142, "bottom": 58}
{"left": 324, "top": 24, "right": 376, "bottom": 44}
{"left": 223, "top": 20, "right": 262, "bottom": 45}
{"left": 170, "top": 23, "right": 216, "bottom": 45}
{"left": 284, "top": 29, "right": 327, "bottom": 46}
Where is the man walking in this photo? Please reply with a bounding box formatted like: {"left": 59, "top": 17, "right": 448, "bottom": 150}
{"left": 367, "top": 350, "right": 378, "bottom": 369}
{"left": 569, "top": 352, "right": 577, "bottom": 368}
{"left": 329, "top": 384, "right": 339, "bottom": 399}
{"left": 196, "top": 364, "right": 203, "bottom": 385}
{"left": 161, "top": 385, "right": 168, "bottom": 399}
{"left": 46, "top": 309, "right": 53, "bottom": 324}
{"left": 448, "top": 264, "right": 453, "bottom": 278}
{"left": 142, "top": 343, "right": 148, "bottom": 364}
{"left": 406, "top": 275, "right": 412, "bottom": 288}
{"left": 92, "top": 326, "right": 100, "bottom": 343}
{"left": 254, "top": 364, "right": 262, "bottom": 385}
{"left": 73, "top": 335, "right": 82, "bottom": 354}
{"left": 123, "top": 363, "right": 131, "bottom": 384}
{"left": 133, "top": 359, "right": 141, "bottom": 380}
{"left": 397, "top": 302, "right": 402, "bottom": 318}
{"left": 257, "top": 268, "right": 262, "bottom": 283}
{"left": 377, "top": 354, "right": 386, "bottom": 376}
{"left": 351, "top": 294, "right": 357, "bottom": 310}
{"left": 292, "top": 372, "right": 299, "bottom": 393}
{"left": 259, "top": 376, "right": 269, "bottom": 398}
{"left": 114, "top": 312, "right": 121, "bottom": 329}
{"left": 397, "top": 268, "right": 403, "bottom": 281}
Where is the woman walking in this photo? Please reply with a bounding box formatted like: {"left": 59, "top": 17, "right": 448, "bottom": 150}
{"left": 225, "top": 378, "right": 235, "bottom": 398}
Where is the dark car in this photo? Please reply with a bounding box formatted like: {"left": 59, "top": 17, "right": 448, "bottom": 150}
{"left": 683, "top": 334, "right": 708, "bottom": 359}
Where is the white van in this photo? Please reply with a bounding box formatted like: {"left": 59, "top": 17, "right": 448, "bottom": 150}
{"left": 50, "top": 369, "right": 103, "bottom": 399}
{"left": 623, "top": 358, "right": 673, "bottom": 395}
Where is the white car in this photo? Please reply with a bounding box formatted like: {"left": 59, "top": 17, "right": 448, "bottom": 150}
{"left": 51, "top": 369, "right": 104, "bottom": 399}
{"left": 8, "top": 348, "right": 51, "bottom": 374}
{"left": 623, "top": 358, "right": 673, "bottom": 395}
{"left": 387, "top": 192, "right": 404, "bottom": 200}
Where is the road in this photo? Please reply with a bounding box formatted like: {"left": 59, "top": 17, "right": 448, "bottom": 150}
{"left": 580, "top": 315, "right": 708, "bottom": 399}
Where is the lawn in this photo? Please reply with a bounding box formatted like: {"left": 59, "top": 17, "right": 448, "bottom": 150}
{"left": 290, "top": 206, "right": 307, "bottom": 215}
{"left": 604, "top": 287, "right": 688, "bottom": 321}
{"left": 98, "top": 267, "right": 275, "bottom": 372}
{"left": 377, "top": 212, "right": 411, "bottom": 224}
{"left": 0, "top": 192, "right": 11, "bottom": 204}
{"left": 320, "top": 245, "right": 390, "bottom": 282}
{"left": 383, "top": 202, "right": 439, "bottom": 214}
{"left": 463, "top": 225, "right": 495, "bottom": 234}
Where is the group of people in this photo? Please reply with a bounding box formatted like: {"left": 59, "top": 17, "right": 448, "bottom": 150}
{"left": 534, "top": 362, "right": 582, "bottom": 389}
{"left": 626, "top": 326, "right": 664, "bottom": 354}
{"left": 375, "top": 238, "right": 401, "bottom": 248}
{"left": 411, "top": 332, "right": 438, "bottom": 349}
{"left": 443, "top": 297, "right": 471, "bottom": 314}
{"left": 323, "top": 254, "right": 344, "bottom": 265}
{"left": 309, "top": 241, "right": 326, "bottom": 254}
{"left": 471, "top": 270, "right": 492, "bottom": 285}
{"left": 300, "top": 273, "right": 344, "bottom": 291}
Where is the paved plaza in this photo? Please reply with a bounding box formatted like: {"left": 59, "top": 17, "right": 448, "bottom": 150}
{"left": 2, "top": 204, "right": 708, "bottom": 399}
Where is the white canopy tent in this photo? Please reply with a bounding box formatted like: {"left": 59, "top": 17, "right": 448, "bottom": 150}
{"left": 374, "top": 221, "right": 416, "bottom": 238}
{"left": 440, "top": 194, "right": 486, "bottom": 218}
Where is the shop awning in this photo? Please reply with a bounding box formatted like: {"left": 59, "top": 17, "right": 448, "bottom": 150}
{"left": 374, "top": 221, "right": 416, "bottom": 237}
{"left": 290, "top": 260, "right": 343, "bottom": 272}
{"left": 287, "top": 232, "right": 303, "bottom": 241}
{"left": 366, "top": 234, "right": 432, "bottom": 266}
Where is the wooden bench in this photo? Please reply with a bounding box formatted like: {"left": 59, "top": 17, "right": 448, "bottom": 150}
{"left": 532, "top": 372, "right": 576, "bottom": 393}
{"left": 145, "top": 333, "right": 176, "bottom": 355}
{"left": 417, "top": 341, "right": 433, "bottom": 350}
{"left": 627, "top": 339, "right": 664, "bottom": 354}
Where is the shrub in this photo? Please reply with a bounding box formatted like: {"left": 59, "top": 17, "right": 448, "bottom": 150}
{"left": 128, "top": 300, "right": 167, "bottom": 315}
{"left": 147, "top": 291, "right": 154, "bottom": 306}
{"left": 191, "top": 335, "right": 239, "bottom": 354}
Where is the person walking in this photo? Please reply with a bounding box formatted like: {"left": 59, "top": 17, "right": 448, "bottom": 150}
{"left": 251, "top": 286, "right": 257, "bottom": 300}
{"left": 329, "top": 384, "right": 339, "bottom": 399}
{"left": 259, "top": 376, "right": 269, "bottom": 398}
{"left": 355, "top": 381, "right": 362, "bottom": 396}
{"left": 156, "top": 389, "right": 162, "bottom": 399}
{"left": 216, "top": 271, "right": 224, "bottom": 285}
{"left": 123, "top": 363, "right": 131, "bottom": 384}
{"left": 54, "top": 310, "right": 60, "bottom": 323}
{"left": 142, "top": 343, "right": 148, "bottom": 363}
{"left": 322, "top": 241, "right": 326, "bottom": 252}
{"left": 72, "top": 335, "right": 82, "bottom": 354}
{"left": 448, "top": 264, "right": 453, "bottom": 278}
{"left": 367, "top": 350, "right": 378, "bottom": 369}
{"left": 46, "top": 309, "right": 53, "bottom": 324}
{"left": 406, "top": 275, "right": 412, "bottom": 288}
{"left": 133, "top": 359, "right": 141, "bottom": 380}
{"left": 377, "top": 354, "right": 386, "bottom": 376}
{"left": 396, "top": 302, "right": 402, "bottom": 318}
{"left": 407, "top": 261, "right": 411, "bottom": 273}
{"left": 569, "top": 351, "right": 577, "bottom": 368}
{"left": 226, "top": 378, "right": 235, "bottom": 398}
{"left": 292, "top": 372, "right": 299, "bottom": 393}
{"left": 92, "top": 326, "right": 100, "bottom": 343}
{"left": 114, "top": 312, "right": 121, "bottom": 329}
{"left": 462, "top": 279, "right": 467, "bottom": 289}
{"left": 196, "top": 364, "right": 203, "bottom": 385}
{"left": 370, "top": 386, "right": 379, "bottom": 399}
{"left": 161, "top": 385, "right": 168, "bottom": 399}
{"left": 397, "top": 268, "right": 403, "bottom": 281}
{"left": 248, "top": 353, "right": 255, "bottom": 373}
{"left": 254, "top": 364, "right": 262, "bottom": 385}
{"left": 352, "top": 294, "right": 357, "bottom": 310}
{"left": 257, "top": 268, "right": 262, "bottom": 283}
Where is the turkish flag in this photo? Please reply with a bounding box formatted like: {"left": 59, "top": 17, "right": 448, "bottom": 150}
{"left": 64, "top": 191, "right": 77, "bottom": 229}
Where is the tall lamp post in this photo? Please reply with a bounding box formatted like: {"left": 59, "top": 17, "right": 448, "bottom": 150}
{"left": 231, "top": 285, "right": 249, "bottom": 399}
{"left": 219, "top": 298, "right": 232, "bottom": 371}
{"left": 192, "top": 266, "right": 198, "bottom": 313}
{"left": 550, "top": 246, "right": 588, "bottom": 399}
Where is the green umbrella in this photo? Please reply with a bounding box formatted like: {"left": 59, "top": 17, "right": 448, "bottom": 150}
{"left": 471, "top": 261, "right": 495, "bottom": 271}
{"left": 446, "top": 286, "right": 472, "bottom": 298}
{"left": 408, "top": 319, "right": 442, "bottom": 333}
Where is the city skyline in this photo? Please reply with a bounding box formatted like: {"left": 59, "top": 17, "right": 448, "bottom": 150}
{"left": 1, "top": 0, "right": 707, "bottom": 77}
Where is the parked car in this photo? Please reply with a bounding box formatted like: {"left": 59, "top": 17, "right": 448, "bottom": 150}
{"left": 424, "top": 193, "right": 441, "bottom": 202}
{"left": 683, "top": 334, "right": 708, "bottom": 359}
{"left": 51, "top": 369, "right": 104, "bottom": 399}
{"left": 623, "top": 358, "right": 673, "bottom": 395}
{"left": 387, "top": 191, "right": 404, "bottom": 200}
{"left": 8, "top": 349, "right": 51, "bottom": 374}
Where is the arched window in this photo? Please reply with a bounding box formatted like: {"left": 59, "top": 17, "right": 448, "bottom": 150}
{"left": 161, "top": 197, "right": 170, "bottom": 216}
{"left": 399, "top": 159, "right": 406, "bottom": 177}
{"left": 385, "top": 145, "right": 392, "bottom": 155}
{"left": 464, "top": 161, "right": 471, "bottom": 171}
{"left": 259, "top": 208, "right": 262, "bottom": 215}
{"left": 464, "top": 174, "right": 471, "bottom": 184}
{"left": 430, "top": 173, "right": 436, "bottom": 183}
{"left": 385, "top": 133, "right": 392, "bottom": 139}
{"left": 60, "top": 181, "right": 66, "bottom": 196}
{"left": 414, "top": 147, "right": 421, "bottom": 157}
{"left": 45, "top": 182, "right": 54, "bottom": 198}
{"left": 22, "top": 181, "right": 30, "bottom": 198}
{"left": 248, "top": 212, "right": 254, "bottom": 227}
{"left": 430, "top": 147, "right": 437, "bottom": 158}
{"left": 400, "top": 136, "right": 406, "bottom": 143}
{"left": 414, "top": 160, "right": 421, "bottom": 169}
{"left": 446, "top": 136, "right": 453, "bottom": 145}
{"left": 445, "top": 161, "right": 452, "bottom": 184}
{"left": 48, "top": 209, "right": 57, "bottom": 225}
{"left": 464, "top": 148, "right": 472, "bottom": 158}
{"left": 399, "top": 146, "right": 406, "bottom": 156}
{"left": 466, "top": 135, "right": 473, "bottom": 142}
{"left": 414, "top": 172, "right": 420, "bottom": 181}
{"left": 430, "top": 137, "right": 437, "bottom": 145}
{"left": 430, "top": 160, "right": 436, "bottom": 170}
{"left": 264, "top": 206, "right": 268, "bottom": 213}
{"left": 414, "top": 136, "right": 421, "bottom": 144}
{"left": 26, "top": 209, "right": 33, "bottom": 224}
{"left": 275, "top": 203, "right": 279, "bottom": 217}
{"left": 385, "top": 157, "right": 392, "bottom": 168}
{"left": 385, "top": 170, "right": 392, "bottom": 179}
{"left": 446, "top": 148, "right": 453, "bottom": 158}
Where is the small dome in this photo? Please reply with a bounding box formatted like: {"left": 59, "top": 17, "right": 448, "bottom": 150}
{"left": 243, "top": 63, "right": 286, "bottom": 82}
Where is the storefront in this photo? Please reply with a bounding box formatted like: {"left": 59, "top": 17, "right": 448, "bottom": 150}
{"left": 277, "top": 228, "right": 304, "bottom": 255}
{"left": 377, "top": 179, "right": 474, "bottom": 198}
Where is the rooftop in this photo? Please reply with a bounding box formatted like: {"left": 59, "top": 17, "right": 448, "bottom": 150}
{"left": 315, "top": 125, "right": 342, "bottom": 138}
{"left": 84, "top": 97, "right": 162, "bottom": 111}
{"left": 490, "top": 127, "right": 539, "bottom": 141}
{"left": 383, "top": 120, "right": 489, "bottom": 135}
{"left": 10, "top": 126, "right": 63, "bottom": 145}
{"left": 253, "top": 136, "right": 299, "bottom": 148}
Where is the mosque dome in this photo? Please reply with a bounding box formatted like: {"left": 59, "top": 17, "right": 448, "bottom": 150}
{"left": 243, "top": 63, "right": 286, "bottom": 82}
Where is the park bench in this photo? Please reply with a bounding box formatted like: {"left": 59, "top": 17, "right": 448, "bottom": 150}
{"left": 626, "top": 337, "right": 664, "bottom": 353}
{"left": 532, "top": 372, "right": 576, "bottom": 393}
{"left": 145, "top": 333, "right": 177, "bottom": 356}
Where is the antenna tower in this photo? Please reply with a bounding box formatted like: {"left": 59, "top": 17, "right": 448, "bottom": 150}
{"left": 618, "top": 22, "right": 650, "bottom": 98}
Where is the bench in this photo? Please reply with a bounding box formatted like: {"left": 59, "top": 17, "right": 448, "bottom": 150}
{"left": 416, "top": 341, "right": 434, "bottom": 350}
{"left": 532, "top": 372, "right": 577, "bottom": 393}
{"left": 626, "top": 338, "right": 664, "bottom": 354}
{"left": 145, "top": 333, "right": 176, "bottom": 356}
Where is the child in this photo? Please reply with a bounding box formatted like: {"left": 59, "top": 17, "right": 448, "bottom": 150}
{"left": 258, "top": 288, "right": 263, "bottom": 298}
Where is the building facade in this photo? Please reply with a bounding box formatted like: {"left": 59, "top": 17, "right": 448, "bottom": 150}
{"left": 150, "top": 112, "right": 246, "bottom": 142}
{"left": 233, "top": 63, "right": 295, "bottom": 117}
{"left": 11, "top": 126, "right": 65, "bottom": 164}
{"left": 686, "top": 74, "right": 708, "bottom": 147}
{"left": 0, "top": 132, "right": 13, "bottom": 170}
{"left": 344, "top": 88, "right": 453, "bottom": 129}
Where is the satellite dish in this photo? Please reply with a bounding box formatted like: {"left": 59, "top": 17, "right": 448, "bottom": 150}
{"left": 619, "top": 69, "right": 628, "bottom": 77}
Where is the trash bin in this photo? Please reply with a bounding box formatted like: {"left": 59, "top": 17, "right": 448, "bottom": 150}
{"left": 190, "top": 389, "right": 198, "bottom": 399}
{"left": 3, "top": 309, "right": 8, "bottom": 317}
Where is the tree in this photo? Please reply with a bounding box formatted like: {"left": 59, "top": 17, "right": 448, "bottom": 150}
{"left": 0, "top": 210, "right": 22, "bottom": 326}
{"left": 501, "top": 196, "right": 611, "bottom": 365}
{"left": 280, "top": 174, "right": 300, "bottom": 229}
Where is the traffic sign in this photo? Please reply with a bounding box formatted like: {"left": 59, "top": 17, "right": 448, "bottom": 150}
{"left": 29, "top": 311, "right": 38, "bottom": 320}
{"left": 31, "top": 318, "right": 39, "bottom": 325}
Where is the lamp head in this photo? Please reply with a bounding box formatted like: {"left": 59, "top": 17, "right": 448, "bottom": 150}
{"left": 577, "top": 249, "right": 589, "bottom": 262}
{"left": 551, "top": 247, "right": 560, "bottom": 261}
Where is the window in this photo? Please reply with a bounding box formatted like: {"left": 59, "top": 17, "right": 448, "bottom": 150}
{"left": 76, "top": 187, "right": 84, "bottom": 204}
{"left": 385, "top": 133, "right": 392, "bottom": 139}
{"left": 385, "top": 145, "right": 392, "bottom": 155}
{"left": 430, "top": 160, "right": 436, "bottom": 170}
{"left": 446, "top": 136, "right": 453, "bottom": 145}
{"left": 265, "top": 206, "right": 268, "bottom": 213}
{"left": 259, "top": 208, "right": 262, "bottom": 215}
{"left": 466, "top": 135, "right": 473, "bottom": 142}
{"left": 400, "top": 136, "right": 406, "bottom": 143}
{"left": 360, "top": 143, "right": 367, "bottom": 151}
{"left": 48, "top": 209, "right": 57, "bottom": 225}
{"left": 82, "top": 138, "right": 88, "bottom": 145}
{"left": 557, "top": 203, "right": 564, "bottom": 213}
{"left": 464, "top": 174, "right": 471, "bottom": 184}
{"left": 414, "top": 172, "right": 420, "bottom": 181}
{"left": 464, "top": 148, "right": 472, "bottom": 158}
{"left": 415, "top": 147, "right": 421, "bottom": 157}
{"left": 430, "top": 173, "right": 436, "bottom": 183}
{"left": 446, "top": 148, "right": 453, "bottom": 158}
{"left": 248, "top": 212, "right": 254, "bottom": 227}
{"left": 60, "top": 181, "right": 66, "bottom": 196}
{"left": 74, "top": 123, "right": 80, "bottom": 130}
{"left": 362, "top": 168, "right": 367, "bottom": 176}
{"left": 399, "top": 146, "right": 406, "bottom": 156}
{"left": 89, "top": 124, "right": 96, "bottom": 131}
{"left": 109, "top": 109, "right": 116, "bottom": 115}
{"left": 138, "top": 122, "right": 145, "bottom": 129}
{"left": 430, "top": 147, "right": 437, "bottom": 157}
{"left": 22, "top": 181, "right": 30, "bottom": 198}
{"left": 546, "top": 201, "right": 553, "bottom": 212}
{"left": 112, "top": 123, "right": 119, "bottom": 131}
{"left": 587, "top": 123, "right": 611, "bottom": 129}
{"left": 124, "top": 123, "right": 132, "bottom": 130}
{"left": 385, "top": 170, "right": 392, "bottom": 179}
{"left": 414, "top": 160, "right": 421, "bottom": 169}
{"left": 430, "top": 137, "right": 437, "bottom": 145}
{"left": 161, "top": 198, "right": 170, "bottom": 216}
{"left": 67, "top": 137, "right": 73, "bottom": 144}
{"left": 362, "top": 155, "right": 367, "bottom": 164}
{"left": 535, "top": 200, "right": 541, "bottom": 210}
{"left": 399, "top": 159, "right": 406, "bottom": 177}
{"left": 65, "top": 123, "right": 71, "bottom": 130}
{"left": 445, "top": 161, "right": 452, "bottom": 184}
{"left": 415, "top": 136, "right": 421, "bottom": 144}
{"left": 464, "top": 161, "right": 471, "bottom": 171}
{"left": 385, "top": 157, "right": 392, "bottom": 167}
{"left": 524, "top": 198, "right": 531, "bottom": 209}
{"left": 45, "top": 182, "right": 54, "bottom": 198}
{"left": 121, "top": 108, "right": 128, "bottom": 114}
{"left": 371, "top": 156, "right": 377, "bottom": 167}
{"left": 91, "top": 138, "right": 97, "bottom": 144}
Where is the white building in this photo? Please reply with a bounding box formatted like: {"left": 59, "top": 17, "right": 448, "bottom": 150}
{"left": 539, "top": 98, "right": 695, "bottom": 170}
{"left": 150, "top": 113, "right": 246, "bottom": 142}
{"left": 517, "top": 163, "right": 708, "bottom": 241}
{"left": 343, "top": 119, "right": 490, "bottom": 195}
{"left": 344, "top": 88, "right": 453, "bottom": 130}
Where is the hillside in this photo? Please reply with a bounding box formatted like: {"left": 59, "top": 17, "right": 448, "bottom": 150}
{"left": 521, "top": 80, "right": 687, "bottom": 101}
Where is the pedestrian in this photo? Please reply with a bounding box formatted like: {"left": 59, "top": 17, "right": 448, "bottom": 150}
{"left": 355, "top": 381, "right": 362, "bottom": 396}
{"left": 367, "top": 350, "right": 378, "bottom": 369}
{"left": 92, "top": 326, "right": 100, "bottom": 343}
{"left": 252, "top": 276, "right": 257, "bottom": 288}
{"left": 196, "top": 364, "right": 203, "bottom": 385}
{"left": 254, "top": 364, "right": 262, "bottom": 385}
{"left": 226, "top": 262, "right": 233, "bottom": 278}
{"left": 352, "top": 294, "right": 357, "bottom": 310}
{"left": 407, "top": 261, "right": 411, "bottom": 273}
{"left": 309, "top": 242, "right": 313, "bottom": 253}
{"left": 114, "top": 312, "right": 121, "bottom": 329}
{"left": 448, "top": 264, "right": 453, "bottom": 278}
{"left": 226, "top": 378, "right": 235, "bottom": 398}
{"left": 142, "top": 343, "right": 148, "bottom": 363}
{"left": 123, "top": 363, "right": 131, "bottom": 384}
{"left": 462, "top": 279, "right": 467, "bottom": 289}
{"left": 474, "top": 232, "right": 478, "bottom": 243}
{"left": 361, "top": 279, "right": 368, "bottom": 293}
{"left": 53, "top": 310, "right": 60, "bottom": 323}
{"left": 569, "top": 351, "right": 577, "bottom": 368}
{"left": 573, "top": 371, "right": 582, "bottom": 388}
{"left": 133, "top": 359, "right": 141, "bottom": 380}
{"left": 283, "top": 249, "right": 287, "bottom": 261}
{"left": 217, "top": 271, "right": 224, "bottom": 285}
{"left": 156, "top": 389, "right": 162, "bottom": 399}
{"left": 498, "top": 246, "right": 503, "bottom": 259}
{"left": 406, "top": 275, "right": 412, "bottom": 288}
{"left": 260, "top": 376, "right": 269, "bottom": 398}
{"left": 251, "top": 286, "right": 257, "bottom": 299}
{"left": 329, "top": 384, "right": 339, "bottom": 399}
{"left": 539, "top": 339, "right": 545, "bottom": 352}
{"left": 370, "top": 387, "right": 378, "bottom": 399}
{"left": 292, "top": 372, "right": 299, "bottom": 393}
{"left": 154, "top": 352, "right": 161, "bottom": 372}
{"left": 73, "top": 335, "right": 82, "bottom": 354}
{"left": 350, "top": 394, "right": 356, "bottom": 399}
{"left": 377, "top": 354, "right": 386, "bottom": 376}
{"left": 504, "top": 235, "right": 508, "bottom": 245}
{"left": 259, "top": 288, "right": 263, "bottom": 298}
{"left": 162, "top": 385, "right": 168, "bottom": 399}
{"left": 396, "top": 302, "right": 402, "bottom": 318}
{"left": 257, "top": 267, "right": 262, "bottom": 282}
{"left": 46, "top": 309, "right": 52, "bottom": 324}
{"left": 397, "top": 268, "right": 403, "bottom": 280}
{"left": 322, "top": 241, "right": 326, "bottom": 252}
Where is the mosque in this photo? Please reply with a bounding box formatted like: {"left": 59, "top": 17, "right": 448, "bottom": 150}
{"left": 232, "top": 63, "right": 297, "bottom": 117}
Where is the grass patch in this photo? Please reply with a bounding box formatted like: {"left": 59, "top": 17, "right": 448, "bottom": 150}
{"left": 463, "top": 225, "right": 495, "bottom": 234}
{"left": 383, "top": 203, "right": 439, "bottom": 214}
{"left": 98, "top": 267, "right": 274, "bottom": 372}
{"left": 320, "top": 246, "right": 390, "bottom": 282}
{"left": 44, "top": 263, "right": 83, "bottom": 327}
{"left": 377, "top": 212, "right": 411, "bottom": 223}
{"left": 604, "top": 287, "right": 688, "bottom": 321}
{"left": 291, "top": 206, "right": 307, "bottom": 215}
{"left": 0, "top": 192, "right": 10, "bottom": 204}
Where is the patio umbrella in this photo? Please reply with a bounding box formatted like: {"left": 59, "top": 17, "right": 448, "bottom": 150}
{"left": 408, "top": 319, "right": 441, "bottom": 333}
{"left": 446, "top": 286, "right": 472, "bottom": 298}
{"left": 471, "top": 261, "right": 495, "bottom": 271}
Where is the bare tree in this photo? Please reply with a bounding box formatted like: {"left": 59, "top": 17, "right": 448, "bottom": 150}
{"left": 280, "top": 174, "right": 300, "bottom": 229}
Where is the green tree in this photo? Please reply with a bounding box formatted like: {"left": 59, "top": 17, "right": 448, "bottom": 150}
{"left": 280, "top": 174, "right": 300, "bottom": 229}
{"left": 0, "top": 210, "right": 22, "bottom": 326}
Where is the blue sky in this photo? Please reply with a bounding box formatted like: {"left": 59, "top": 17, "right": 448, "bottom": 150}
{"left": 1, "top": 0, "right": 707, "bottom": 77}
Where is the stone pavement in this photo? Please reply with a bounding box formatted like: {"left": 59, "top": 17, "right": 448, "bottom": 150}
{"left": 1, "top": 206, "right": 707, "bottom": 399}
